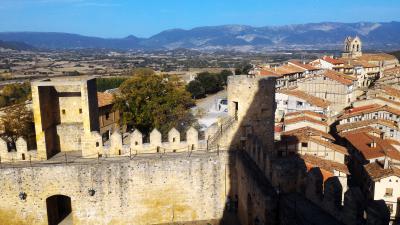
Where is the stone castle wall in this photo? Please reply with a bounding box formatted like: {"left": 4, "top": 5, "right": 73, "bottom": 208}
{"left": 0, "top": 151, "right": 235, "bottom": 225}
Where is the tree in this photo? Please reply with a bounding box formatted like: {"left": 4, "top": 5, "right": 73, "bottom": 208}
{"left": 96, "top": 77, "right": 127, "bottom": 92}
{"left": 114, "top": 74, "right": 195, "bottom": 135}
{"left": 186, "top": 80, "right": 205, "bottom": 99}
{"left": 242, "top": 64, "right": 253, "bottom": 75}
{"left": 234, "top": 68, "right": 242, "bottom": 75}
{"left": 0, "top": 104, "right": 34, "bottom": 147}
{"left": 132, "top": 67, "right": 155, "bottom": 76}
{"left": 219, "top": 70, "right": 233, "bottom": 85}
{"left": 0, "top": 82, "right": 31, "bottom": 108}
{"left": 195, "top": 72, "right": 223, "bottom": 94}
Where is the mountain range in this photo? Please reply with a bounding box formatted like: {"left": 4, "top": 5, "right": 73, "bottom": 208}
{"left": 0, "top": 21, "right": 399, "bottom": 51}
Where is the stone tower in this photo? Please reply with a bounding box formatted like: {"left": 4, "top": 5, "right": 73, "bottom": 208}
{"left": 31, "top": 76, "right": 100, "bottom": 159}
{"left": 227, "top": 75, "right": 276, "bottom": 154}
{"left": 342, "top": 36, "right": 362, "bottom": 58}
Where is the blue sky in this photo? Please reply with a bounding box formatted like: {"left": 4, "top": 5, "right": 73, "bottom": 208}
{"left": 0, "top": 0, "right": 399, "bottom": 38}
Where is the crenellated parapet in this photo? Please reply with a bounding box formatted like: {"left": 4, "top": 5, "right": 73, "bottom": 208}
{"left": 0, "top": 137, "right": 38, "bottom": 162}
{"left": 81, "top": 126, "right": 203, "bottom": 158}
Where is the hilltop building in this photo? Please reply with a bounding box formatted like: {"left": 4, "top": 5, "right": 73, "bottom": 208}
{"left": 342, "top": 36, "right": 363, "bottom": 58}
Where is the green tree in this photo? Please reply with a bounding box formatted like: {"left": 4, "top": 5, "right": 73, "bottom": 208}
{"left": 186, "top": 80, "right": 205, "bottom": 99}
{"left": 96, "top": 77, "right": 128, "bottom": 92}
{"left": 218, "top": 70, "right": 233, "bottom": 85}
{"left": 0, "top": 104, "right": 34, "bottom": 146}
{"left": 114, "top": 74, "right": 195, "bottom": 135}
{"left": 242, "top": 64, "right": 253, "bottom": 75}
{"left": 195, "top": 72, "right": 223, "bottom": 94}
{"left": 234, "top": 68, "right": 242, "bottom": 75}
{"left": 0, "top": 82, "right": 31, "bottom": 108}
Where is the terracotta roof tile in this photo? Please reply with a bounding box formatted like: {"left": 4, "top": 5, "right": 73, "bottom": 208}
{"left": 383, "top": 67, "right": 400, "bottom": 76}
{"left": 284, "top": 115, "right": 328, "bottom": 127}
{"left": 97, "top": 92, "right": 114, "bottom": 108}
{"left": 364, "top": 162, "right": 400, "bottom": 181}
{"left": 285, "top": 110, "right": 328, "bottom": 119}
{"left": 278, "top": 89, "right": 331, "bottom": 108}
{"left": 281, "top": 126, "right": 334, "bottom": 140}
{"left": 382, "top": 85, "right": 400, "bottom": 98}
{"left": 323, "top": 70, "right": 355, "bottom": 86}
{"left": 339, "top": 105, "right": 400, "bottom": 120}
{"left": 259, "top": 69, "right": 282, "bottom": 77}
{"left": 344, "top": 132, "right": 400, "bottom": 160}
{"left": 302, "top": 154, "right": 349, "bottom": 174}
{"left": 322, "top": 56, "right": 345, "bottom": 65}
{"left": 337, "top": 119, "right": 398, "bottom": 132}
{"left": 288, "top": 61, "right": 319, "bottom": 71}
{"left": 357, "top": 53, "right": 398, "bottom": 62}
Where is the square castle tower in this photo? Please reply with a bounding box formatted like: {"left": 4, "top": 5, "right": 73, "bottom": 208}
{"left": 31, "top": 76, "right": 100, "bottom": 159}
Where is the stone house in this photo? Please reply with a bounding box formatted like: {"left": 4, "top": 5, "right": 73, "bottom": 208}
{"left": 310, "top": 56, "right": 345, "bottom": 72}
{"left": 275, "top": 89, "right": 331, "bottom": 121}
{"left": 296, "top": 70, "right": 357, "bottom": 113}
{"left": 337, "top": 104, "right": 400, "bottom": 140}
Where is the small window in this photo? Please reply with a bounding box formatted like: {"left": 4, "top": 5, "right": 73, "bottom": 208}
{"left": 135, "top": 141, "right": 138, "bottom": 146}
{"left": 106, "top": 113, "right": 110, "bottom": 120}
{"left": 385, "top": 188, "right": 393, "bottom": 197}
{"left": 96, "top": 142, "right": 99, "bottom": 147}
{"left": 62, "top": 109, "right": 66, "bottom": 115}
{"left": 296, "top": 101, "right": 303, "bottom": 106}
{"left": 172, "top": 137, "right": 176, "bottom": 142}
{"left": 79, "top": 108, "right": 82, "bottom": 114}
{"left": 301, "top": 142, "right": 308, "bottom": 148}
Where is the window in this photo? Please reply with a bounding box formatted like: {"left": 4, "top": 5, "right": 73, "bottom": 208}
{"left": 301, "top": 142, "right": 308, "bottom": 148}
{"left": 296, "top": 101, "right": 303, "bottom": 107}
{"left": 62, "top": 109, "right": 66, "bottom": 115}
{"left": 79, "top": 108, "right": 82, "bottom": 114}
{"left": 96, "top": 142, "right": 99, "bottom": 147}
{"left": 283, "top": 100, "right": 288, "bottom": 105}
{"left": 105, "top": 113, "right": 110, "bottom": 120}
{"left": 385, "top": 188, "right": 393, "bottom": 197}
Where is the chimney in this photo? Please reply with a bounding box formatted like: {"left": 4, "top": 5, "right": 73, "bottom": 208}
{"left": 384, "top": 156, "right": 389, "bottom": 169}
{"left": 369, "top": 141, "right": 377, "bottom": 148}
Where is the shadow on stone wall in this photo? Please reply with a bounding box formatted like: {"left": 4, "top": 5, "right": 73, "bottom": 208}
{"left": 215, "top": 75, "right": 391, "bottom": 225}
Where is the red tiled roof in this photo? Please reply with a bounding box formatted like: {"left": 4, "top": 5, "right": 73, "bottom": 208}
{"left": 322, "top": 56, "right": 345, "bottom": 65}
{"left": 364, "top": 162, "right": 400, "bottom": 181}
{"left": 357, "top": 53, "right": 397, "bottom": 62}
{"left": 302, "top": 154, "right": 349, "bottom": 175}
{"left": 344, "top": 132, "right": 400, "bottom": 160}
{"left": 259, "top": 69, "right": 282, "bottom": 77}
{"left": 284, "top": 115, "right": 328, "bottom": 127}
{"left": 278, "top": 89, "right": 331, "bottom": 108}
{"left": 382, "top": 85, "right": 400, "bottom": 98}
{"left": 281, "top": 126, "right": 334, "bottom": 141}
{"left": 339, "top": 104, "right": 400, "bottom": 120}
{"left": 288, "top": 61, "right": 319, "bottom": 71}
{"left": 383, "top": 66, "right": 400, "bottom": 76}
{"left": 323, "top": 70, "right": 355, "bottom": 86}
{"left": 97, "top": 92, "right": 114, "bottom": 108}
{"left": 285, "top": 110, "right": 328, "bottom": 119}
{"left": 337, "top": 119, "right": 398, "bottom": 132}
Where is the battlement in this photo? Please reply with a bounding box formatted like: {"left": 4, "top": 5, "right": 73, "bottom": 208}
{"left": 0, "top": 124, "right": 235, "bottom": 163}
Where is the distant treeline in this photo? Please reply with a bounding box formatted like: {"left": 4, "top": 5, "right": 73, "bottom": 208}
{"left": 389, "top": 50, "right": 400, "bottom": 61}
{"left": 96, "top": 77, "right": 128, "bottom": 92}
